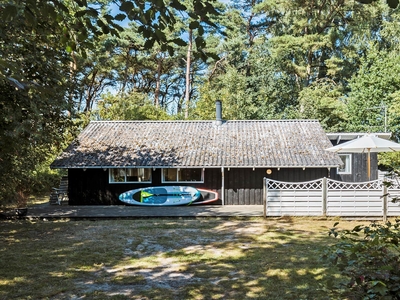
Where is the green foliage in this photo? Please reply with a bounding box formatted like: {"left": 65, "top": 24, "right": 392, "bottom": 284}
{"left": 298, "top": 79, "right": 347, "bottom": 131}
{"left": 256, "top": 0, "right": 383, "bottom": 89}
{"left": 96, "top": 92, "right": 170, "bottom": 120}
{"left": 0, "top": 1, "right": 104, "bottom": 82}
{"left": 72, "top": 34, "right": 120, "bottom": 112}
{"left": 1, "top": 0, "right": 221, "bottom": 205}
{"left": 28, "top": 160, "right": 65, "bottom": 196}
{"left": 0, "top": 78, "right": 70, "bottom": 206}
{"left": 325, "top": 220, "right": 400, "bottom": 299}
{"left": 0, "top": 0, "right": 220, "bottom": 71}
{"left": 346, "top": 47, "right": 400, "bottom": 134}
{"left": 195, "top": 3, "right": 300, "bottom": 120}
{"left": 196, "top": 0, "right": 393, "bottom": 123}
{"left": 378, "top": 152, "right": 400, "bottom": 171}
{"left": 2, "top": 0, "right": 400, "bottom": 207}
{"left": 0, "top": 2, "right": 77, "bottom": 206}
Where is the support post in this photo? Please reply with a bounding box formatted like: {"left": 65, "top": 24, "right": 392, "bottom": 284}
{"left": 221, "top": 167, "right": 225, "bottom": 206}
{"left": 263, "top": 177, "right": 267, "bottom": 218}
{"left": 383, "top": 184, "right": 388, "bottom": 222}
{"left": 322, "top": 177, "right": 327, "bottom": 216}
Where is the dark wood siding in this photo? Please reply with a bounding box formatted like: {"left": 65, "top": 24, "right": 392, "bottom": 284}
{"left": 328, "top": 139, "right": 378, "bottom": 182}
{"left": 68, "top": 167, "right": 330, "bottom": 205}
{"left": 68, "top": 168, "right": 222, "bottom": 205}
{"left": 329, "top": 153, "right": 378, "bottom": 182}
{"left": 69, "top": 169, "right": 118, "bottom": 205}
{"left": 223, "top": 168, "right": 330, "bottom": 205}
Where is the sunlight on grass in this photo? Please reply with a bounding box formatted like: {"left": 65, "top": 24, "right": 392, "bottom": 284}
{"left": 266, "top": 269, "right": 291, "bottom": 280}
{"left": 0, "top": 218, "right": 368, "bottom": 299}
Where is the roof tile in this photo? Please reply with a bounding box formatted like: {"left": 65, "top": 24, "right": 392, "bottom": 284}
{"left": 51, "top": 120, "right": 341, "bottom": 168}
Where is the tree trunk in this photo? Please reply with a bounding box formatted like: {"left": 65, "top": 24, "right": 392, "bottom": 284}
{"left": 154, "top": 53, "right": 162, "bottom": 109}
{"left": 184, "top": 29, "right": 192, "bottom": 119}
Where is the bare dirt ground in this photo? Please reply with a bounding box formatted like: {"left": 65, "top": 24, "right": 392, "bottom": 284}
{"left": 67, "top": 220, "right": 270, "bottom": 298}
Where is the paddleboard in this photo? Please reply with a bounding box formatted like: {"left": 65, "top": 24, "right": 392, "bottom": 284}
{"left": 119, "top": 186, "right": 201, "bottom": 206}
{"left": 192, "top": 189, "right": 219, "bottom": 205}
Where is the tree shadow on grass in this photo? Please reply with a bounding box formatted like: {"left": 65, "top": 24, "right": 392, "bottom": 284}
{"left": 0, "top": 218, "right": 352, "bottom": 299}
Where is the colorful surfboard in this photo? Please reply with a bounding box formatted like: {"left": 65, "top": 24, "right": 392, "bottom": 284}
{"left": 119, "top": 186, "right": 201, "bottom": 206}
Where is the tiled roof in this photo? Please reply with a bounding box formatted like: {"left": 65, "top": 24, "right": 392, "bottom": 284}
{"left": 51, "top": 120, "right": 342, "bottom": 168}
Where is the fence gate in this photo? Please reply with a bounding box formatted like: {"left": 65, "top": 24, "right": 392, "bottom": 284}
{"left": 264, "top": 177, "right": 400, "bottom": 218}
{"left": 264, "top": 178, "right": 324, "bottom": 216}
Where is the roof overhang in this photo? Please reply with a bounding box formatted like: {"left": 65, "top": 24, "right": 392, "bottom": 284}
{"left": 54, "top": 165, "right": 339, "bottom": 169}
{"left": 327, "top": 132, "right": 391, "bottom": 144}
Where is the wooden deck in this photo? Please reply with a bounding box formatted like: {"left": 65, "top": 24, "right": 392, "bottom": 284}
{"left": 24, "top": 204, "right": 264, "bottom": 219}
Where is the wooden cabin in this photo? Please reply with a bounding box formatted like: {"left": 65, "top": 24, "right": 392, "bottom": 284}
{"left": 51, "top": 113, "right": 342, "bottom": 205}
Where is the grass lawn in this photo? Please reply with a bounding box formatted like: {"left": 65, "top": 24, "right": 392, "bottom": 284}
{"left": 0, "top": 217, "right": 369, "bottom": 299}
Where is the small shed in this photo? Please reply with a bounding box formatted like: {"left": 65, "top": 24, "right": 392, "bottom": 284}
{"left": 51, "top": 118, "right": 342, "bottom": 205}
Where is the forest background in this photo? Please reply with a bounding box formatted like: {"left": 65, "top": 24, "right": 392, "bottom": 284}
{"left": 1, "top": 0, "right": 400, "bottom": 206}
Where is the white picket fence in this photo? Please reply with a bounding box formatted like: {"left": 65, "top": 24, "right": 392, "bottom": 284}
{"left": 263, "top": 177, "right": 400, "bottom": 219}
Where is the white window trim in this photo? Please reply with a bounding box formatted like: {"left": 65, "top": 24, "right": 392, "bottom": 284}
{"left": 161, "top": 168, "right": 204, "bottom": 183}
{"left": 337, "top": 154, "right": 352, "bottom": 174}
{"left": 109, "top": 168, "right": 152, "bottom": 184}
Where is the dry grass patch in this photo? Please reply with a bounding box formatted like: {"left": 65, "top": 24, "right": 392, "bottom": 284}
{"left": 0, "top": 217, "right": 372, "bottom": 299}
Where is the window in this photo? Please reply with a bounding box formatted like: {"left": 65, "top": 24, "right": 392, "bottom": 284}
{"left": 109, "top": 168, "right": 152, "bottom": 183}
{"left": 163, "top": 168, "right": 177, "bottom": 182}
{"left": 162, "top": 168, "right": 204, "bottom": 183}
{"left": 338, "top": 154, "right": 351, "bottom": 174}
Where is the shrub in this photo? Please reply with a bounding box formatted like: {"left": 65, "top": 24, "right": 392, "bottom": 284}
{"left": 325, "top": 220, "right": 400, "bottom": 299}
{"left": 28, "top": 167, "right": 63, "bottom": 196}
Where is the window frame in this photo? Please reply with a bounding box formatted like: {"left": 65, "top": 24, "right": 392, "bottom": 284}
{"left": 161, "top": 168, "right": 204, "bottom": 183}
{"left": 337, "top": 154, "right": 352, "bottom": 174}
{"left": 109, "top": 168, "right": 152, "bottom": 184}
